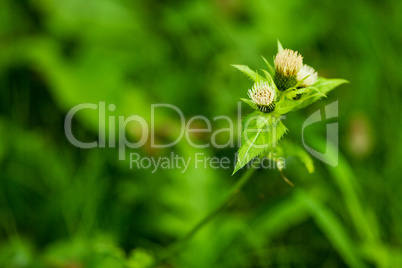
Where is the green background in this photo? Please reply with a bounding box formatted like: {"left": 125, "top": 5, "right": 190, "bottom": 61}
{"left": 1, "top": 0, "right": 401, "bottom": 267}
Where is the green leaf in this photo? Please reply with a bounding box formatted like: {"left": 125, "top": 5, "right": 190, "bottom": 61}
{"left": 281, "top": 141, "right": 314, "bottom": 173}
{"left": 285, "top": 86, "right": 325, "bottom": 100}
{"left": 254, "top": 71, "right": 264, "bottom": 83}
{"left": 240, "top": 98, "right": 257, "bottom": 110}
{"left": 261, "top": 69, "right": 274, "bottom": 87}
{"left": 261, "top": 56, "right": 275, "bottom": 76}
{"left": 264, "top": 140, "right": 314, "bottom": 173}
{"left": 293, "top": 78, "right": 348, "bottom": 111}
{"left": 277, "top": 39, "right": 284, "bottom": 52}
{"left": 273, "top": 78, "right": 348, "bottom": 114}
{"left": 232, "top": 65, "right": 258, "bottom": 82}
{"left": 233, "top": 112, "right": 288, "bottom": 174}
{"left": 315, "top": 77, "right": 349, "bottom": 95}
{"left": 272, "top": 99, "right": 301, "bottom": 115}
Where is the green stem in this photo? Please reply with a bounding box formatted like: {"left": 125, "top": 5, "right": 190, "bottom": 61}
{"left": 150, "top": 167, "right": 257, "bottom": 267}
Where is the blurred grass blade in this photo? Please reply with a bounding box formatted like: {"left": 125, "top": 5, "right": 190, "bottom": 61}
{"left": 297, "top": 191, "right": 366, "bottom": 268}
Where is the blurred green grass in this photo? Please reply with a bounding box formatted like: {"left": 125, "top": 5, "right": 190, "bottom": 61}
{"left": 1, "top": 0, "right": 402, "bottom": 267}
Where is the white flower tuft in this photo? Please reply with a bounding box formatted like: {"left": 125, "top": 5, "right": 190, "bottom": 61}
{"left": 274, "top": 49, "right": 303, "bottom": 77}
{"left": 248, "top": 82, "right": 276, "bottom": 112}
{"left": 297, "top": 64, "right": 318, "bottom": 87}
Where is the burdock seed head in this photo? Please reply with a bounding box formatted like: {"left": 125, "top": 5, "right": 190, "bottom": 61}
{"left": 274, "top": 49, "right": 303, "bottom": 91}
{"left": 248, "top": 82, "right": 276, "bottom": 113}
{"left": 274, "top": 49, "right": 303, "bottom": 76}
{"left": 297, "top": 64, "right": 318, "bottom": 87}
